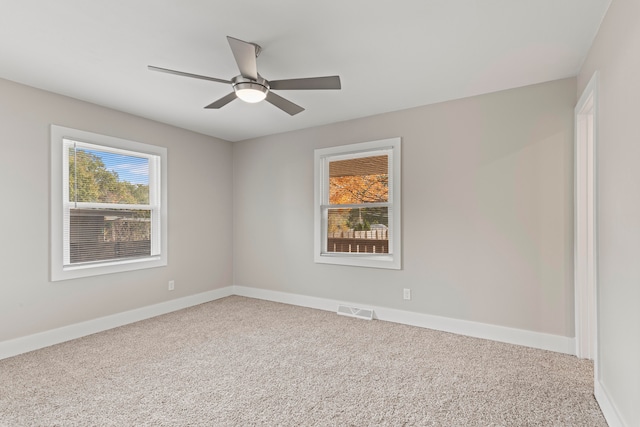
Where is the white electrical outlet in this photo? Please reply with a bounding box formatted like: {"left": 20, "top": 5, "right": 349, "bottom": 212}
{"left": 168, "top": 280, "right": 175, "bottom": 291}
{"left": 403, "top": 288, "right": 411, "bottom": 300}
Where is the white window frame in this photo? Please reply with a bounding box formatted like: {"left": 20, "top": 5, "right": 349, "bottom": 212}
{"left": 314, "top": 137, "right": 401, "bottom": 269}
{"left": 50, "top": 125, "right": 168, "bottom": 281}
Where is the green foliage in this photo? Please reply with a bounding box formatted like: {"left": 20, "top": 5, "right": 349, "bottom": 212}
{"left": 69, "top": 149, "right": 149, "bottom": 204}
{"left": 349, "top": 218, "right": 371, "bottom": 231}
{"left": 345, "top": 207, "right": 388, "bottom": 230}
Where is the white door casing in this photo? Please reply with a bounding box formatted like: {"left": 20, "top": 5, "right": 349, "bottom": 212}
{"left": 574, "top": 71, "right": 598, "bottom": 365}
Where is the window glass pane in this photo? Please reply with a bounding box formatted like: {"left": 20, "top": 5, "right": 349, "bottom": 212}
{"left": 69, "top": 147, "right": 149, "bottom": 204}
{"left": 329, "top": 155, "right": 388, "bottom": 204}
{"left": 327, "top": 207, "right": 389, "bottom": 253}
{"left": 69, "top": 208, "right": 151, "bottom": 264}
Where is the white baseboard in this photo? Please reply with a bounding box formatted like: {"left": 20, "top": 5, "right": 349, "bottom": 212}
{"left": 595, "top": 380, "right": 626, "bottom": 427}
{"left": 0, "top": 287, "right": 233, "bottom": 360}
{"left": 0, "top": 285, "right": 575, "bottom": 361}
{"left": 233, "top": 285, "right": 575, "bottom": 355}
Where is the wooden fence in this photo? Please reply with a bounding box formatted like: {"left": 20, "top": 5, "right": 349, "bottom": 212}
{"left": 327, "top": 229, "right": 389, "bottom": 254}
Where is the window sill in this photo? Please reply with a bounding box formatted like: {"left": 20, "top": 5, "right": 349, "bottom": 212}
{"left": 315, "top": 253, "right": 400, "bottom": 270}
{"left": 52, "top": 256, "right": 166, "bottom": 282}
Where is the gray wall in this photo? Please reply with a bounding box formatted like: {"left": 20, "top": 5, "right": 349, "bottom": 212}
{"left": 233, "top": 78, "right": 576, "bottom": 337}
{"left": 0, "top": 78, "right": 234, "bottom": 342}
{"left": 578, "top": 0, "right": 640, "bottom": 425}
{"left": 0, "top": 74, "right": 577, "bottom": 350}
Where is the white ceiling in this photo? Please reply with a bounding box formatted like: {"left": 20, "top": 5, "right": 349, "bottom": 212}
{"left": 0, "top": 0, "right": 610, "bottom": 142}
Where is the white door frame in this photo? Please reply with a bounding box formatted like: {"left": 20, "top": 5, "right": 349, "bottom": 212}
{"left": 574, "top": 71, "right": 598, "bottom": 365}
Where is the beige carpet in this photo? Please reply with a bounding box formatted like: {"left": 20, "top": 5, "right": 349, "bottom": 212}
{"left": 0, "top": 296, "right": 606, "bottom": 426}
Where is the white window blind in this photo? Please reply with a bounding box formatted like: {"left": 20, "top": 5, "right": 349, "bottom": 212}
{"left": 63, "top": 140, "right": 161, "bottom": 266}
{"left": 324, "top": 152, "right": 391, "bottom": 255}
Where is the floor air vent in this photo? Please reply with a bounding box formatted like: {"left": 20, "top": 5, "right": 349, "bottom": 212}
{"left": 337, "top": 304, "right": 374, "bottom": 320}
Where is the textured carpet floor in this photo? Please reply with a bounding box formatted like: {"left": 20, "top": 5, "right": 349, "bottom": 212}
{"left": 0, "top": 296, "right": 606, "bottom": 426}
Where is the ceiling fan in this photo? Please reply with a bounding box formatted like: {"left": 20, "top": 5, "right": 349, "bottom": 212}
{"left": 148, "top": 36, "right": 341, "bottom": 116}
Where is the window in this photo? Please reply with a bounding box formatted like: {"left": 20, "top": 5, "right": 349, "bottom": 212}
{"left": 314, "top": 137, "right": 401, "bottom": 269}
{"left": 51, "top": 125, "right": 167, "bottom": 281}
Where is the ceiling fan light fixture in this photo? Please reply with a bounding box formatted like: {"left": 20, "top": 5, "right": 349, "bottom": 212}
{"left": 234, "top": 82, "right": 268, "bottom": 103}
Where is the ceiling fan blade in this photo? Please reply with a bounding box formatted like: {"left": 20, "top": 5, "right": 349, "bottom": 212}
{"left": 265, "top": 91, "right": 304, "bottom": 116}
{"left": 204, "top": 92, "right": 237, "bottom": 109}
{"left": 269, "top": 76, "right": 341, "bottom": 91}
{"left": 227, "top": 36, "right": 259, "bottom": 80}
{"left": 148, "top": 65, "right": 231, "bottom": 84}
